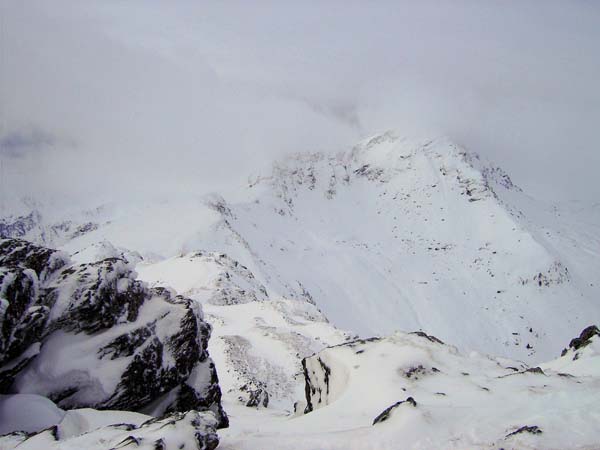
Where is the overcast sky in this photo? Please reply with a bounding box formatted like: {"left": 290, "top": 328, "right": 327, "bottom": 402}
{"left": 1, "top": 0, "right": 599, "bottom": 212}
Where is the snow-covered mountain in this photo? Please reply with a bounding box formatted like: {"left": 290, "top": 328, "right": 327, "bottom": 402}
{"left": 2, "top": 132, "right": 600, "bottom": 448}
{"left": 3, "top": 132, "right": 598, "bottom": 362}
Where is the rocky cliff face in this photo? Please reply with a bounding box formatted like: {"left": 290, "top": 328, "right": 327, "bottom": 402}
{"left": 0, "top": 238, "right": 227, "bottom": 428}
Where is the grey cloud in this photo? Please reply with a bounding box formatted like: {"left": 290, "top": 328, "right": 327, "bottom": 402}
{"left": 0, "top": 128, "right": 58, "bottom": 159}
{"left": 1, "top": 0, "right": 599, "bottom": 209}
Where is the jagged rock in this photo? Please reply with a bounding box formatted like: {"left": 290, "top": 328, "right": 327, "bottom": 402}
{"left": 245, "top": 387, "right": 269, "bottom": 408}
{"left": 302, "top": 356, "right": 331, "bottom": 414}
{"left": 372, "top": 397, "right": 417, "bottom": 425}
{"left": 0, "top": 239, "right": 227, "bottom": 428}
{"left": 0, "top": 237, "right": 68, "bottom": 280}
{"left": 0, "top": 239, "right": 69, "bottom": 364}
{"left": 505, "top": 425, "right": 542, "bottom": 438}
{"left": 403, "top": 365, "right": 434, "bottom": 379}
{"left": 561, "top": 325, "right": 600, "bottom": 356}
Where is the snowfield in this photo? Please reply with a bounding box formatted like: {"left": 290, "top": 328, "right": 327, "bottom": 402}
{"left": 218, "top": 328, "right": 600, "bottom": 450}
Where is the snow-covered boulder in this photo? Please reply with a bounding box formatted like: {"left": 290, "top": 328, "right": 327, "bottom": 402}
{"left": 541, "top": 325, "right": 600, "bottom": 377}
{"left": 0, "top": 394, "right": 66, "bottom": 435}
{"left": 0, "top": 238, "right": 227, "bottom": 428}
{"left": 0, "top": 408, "right": 219, "bottom": 450}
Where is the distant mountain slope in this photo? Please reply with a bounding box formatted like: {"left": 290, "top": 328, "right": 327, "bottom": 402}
{"left": 2, "top": 132, "right": 599, "bottom": 362}
{"left": 191, "top": 133, "right": 599, "bottom": 362}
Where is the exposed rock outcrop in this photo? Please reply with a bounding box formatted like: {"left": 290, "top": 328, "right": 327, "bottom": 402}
{"left": 245, "top": 386, "right": 269, "bottom": 408}
{"left": 372, "top": 397, "right": 417, "bottom": 425}
{"left": 560, "top": 325, "right": 600, "bottom": 357}
{"left": 0, "top": 238, "right": 227, "bottom": 428}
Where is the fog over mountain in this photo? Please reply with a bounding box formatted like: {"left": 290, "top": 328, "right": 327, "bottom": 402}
{"left": 1, "top": 0, "right": 600, "bottom": 211}
{"left": 2, "top": 3, "right": 600, "bottom": 449}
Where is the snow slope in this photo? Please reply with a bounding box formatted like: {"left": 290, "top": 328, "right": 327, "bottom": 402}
{"left": 218, "top": 330, "right": 600, "bottom": 450}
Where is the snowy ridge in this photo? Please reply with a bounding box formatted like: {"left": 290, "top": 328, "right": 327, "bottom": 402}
{"left": 137, "top": 251, "right": 269, "bottom": 306}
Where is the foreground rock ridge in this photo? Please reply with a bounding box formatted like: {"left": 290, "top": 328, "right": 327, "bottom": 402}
{"left": 0, "top": 238, "right": 228, "bottom": 429}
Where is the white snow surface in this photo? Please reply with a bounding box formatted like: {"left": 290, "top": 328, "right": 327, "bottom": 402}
{"left": 2, "top": 333, "right": 600, "bottom": 449}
